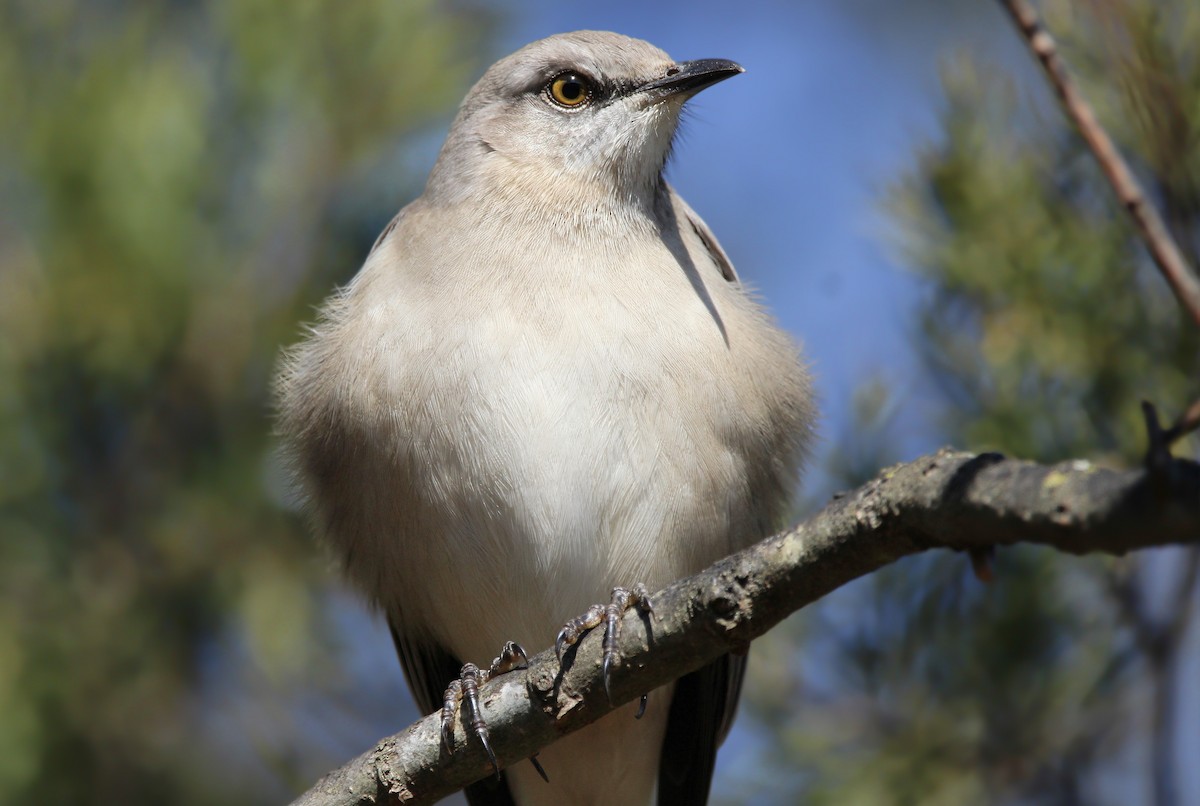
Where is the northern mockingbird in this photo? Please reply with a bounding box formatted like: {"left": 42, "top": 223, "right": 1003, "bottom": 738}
{"left": 278, "top": 30, "right": 814, "bottom": 806}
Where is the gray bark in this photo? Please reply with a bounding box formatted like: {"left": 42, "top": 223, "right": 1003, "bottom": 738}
{"left": 290, "top": 448, "right": 1200, "bottom": 806}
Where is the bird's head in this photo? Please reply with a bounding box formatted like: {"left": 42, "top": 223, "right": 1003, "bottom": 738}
{"left": 426, "top": 31, "right": 743, "bottom": 207}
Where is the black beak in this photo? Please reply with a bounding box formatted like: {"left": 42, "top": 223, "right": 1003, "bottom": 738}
{"left": 638, "top": 58, "right": 744, "bottom": 101}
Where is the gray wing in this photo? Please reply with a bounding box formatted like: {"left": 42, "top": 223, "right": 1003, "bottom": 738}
{"left": 672, "top": 190, "right": 740, "bottom": 283}
{"left": 368, "top": 209, "right": 405, "bottom": 258}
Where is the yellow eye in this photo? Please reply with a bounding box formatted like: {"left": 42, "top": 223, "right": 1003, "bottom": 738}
{"left": 548, "top": 73, "right": 591, "bottom": 107}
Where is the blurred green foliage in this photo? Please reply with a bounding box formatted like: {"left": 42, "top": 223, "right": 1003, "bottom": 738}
{"left": 0, "top": 2, "right": 493, "bottom": 802}
{"left": 6, "top": 1, "right": 1198, "bottom": 803}
{"left": 728, "top": 1, "right": 1200, "bottom": 804}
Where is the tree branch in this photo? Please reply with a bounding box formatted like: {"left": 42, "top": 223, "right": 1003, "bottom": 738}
{"left": 996, "top": 0, "right": 1200, "bottom": 327}
{"left": 290, "top": 449, "right": 1200, "bottom": 806}
{"left": 998, "top": 0, "right": 1200, "bottom": 447}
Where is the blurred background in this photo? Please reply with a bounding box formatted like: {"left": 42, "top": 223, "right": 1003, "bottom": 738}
{"left": 1, "top": 0, "right": 1198, "bottom": 803}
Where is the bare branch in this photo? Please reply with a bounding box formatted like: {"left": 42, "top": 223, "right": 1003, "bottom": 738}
{"left": 1165, "top": 398, "right": 1200, "bottom": 447}
{"left": 290, "top": 449, "right": 1200, "bottom": 806}
{"left": 997, "top": 0, "right": 1200, "bottom": 327}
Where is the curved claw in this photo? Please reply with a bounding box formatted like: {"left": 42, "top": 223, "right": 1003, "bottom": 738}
{"left": 602, "top": 652, "right": 615, "bottom": 704}
{"left": 441, "top": 678, "right": 462, "bottom": 754}
{"left": 530, "top": 753, "right": 550, "bottom": 783}
{"left": 635, "top": 693, "right": 648, "bottom": 720}
{"left": 555, "top": 629, "right": 569, "bottom": 664}
{"left": 439, "top": 644, "right": 526, "bottom": 769}
{"left": 478, "top": 730, "right": 500, "bottom": 781}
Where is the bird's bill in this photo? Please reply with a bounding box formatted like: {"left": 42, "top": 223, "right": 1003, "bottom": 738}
{"left": 637, "top": 58, "right": 745, "bottom": 102}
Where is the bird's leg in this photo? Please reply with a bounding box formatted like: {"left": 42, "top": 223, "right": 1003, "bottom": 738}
{"left": 555, "top": 584, "right": 655, "bottom": 715}
{"left": 441, "top": 640, "right": 528, "bottom": 779}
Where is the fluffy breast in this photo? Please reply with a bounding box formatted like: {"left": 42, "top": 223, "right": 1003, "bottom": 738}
{"left": 279, "top": 199, "right": 813, "bottom": 663}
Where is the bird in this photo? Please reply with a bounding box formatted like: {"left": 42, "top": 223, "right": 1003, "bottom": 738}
{"left": 276, "top": 30, "right": 814, "bottom": 806}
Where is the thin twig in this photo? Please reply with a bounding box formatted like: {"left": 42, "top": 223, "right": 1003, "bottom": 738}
{"left": 998, "top": 0, "right": 1200, "bottom": 448}
{"left": 1148, "top": 396, "right": 1200, "bottom": 455}
{"left": 997, "top": 0, "right": 1200, "bottom": 327}
{"left": 1164, "top": 397, "right": 1200, "bottom": 445}
{"left": 1142, "top": 401, "right": 1173, "bottom": 477}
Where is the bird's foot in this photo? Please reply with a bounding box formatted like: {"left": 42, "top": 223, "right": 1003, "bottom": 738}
{"left": 555, "top": 584, "right": 655, "bottom": 716}
{"left": 441, "top": 640, "right": 529, "bottom": 779}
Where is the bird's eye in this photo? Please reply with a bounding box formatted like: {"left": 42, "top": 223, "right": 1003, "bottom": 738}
{"left": 548, "top": 73, "right": 592, "bottom": 108}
